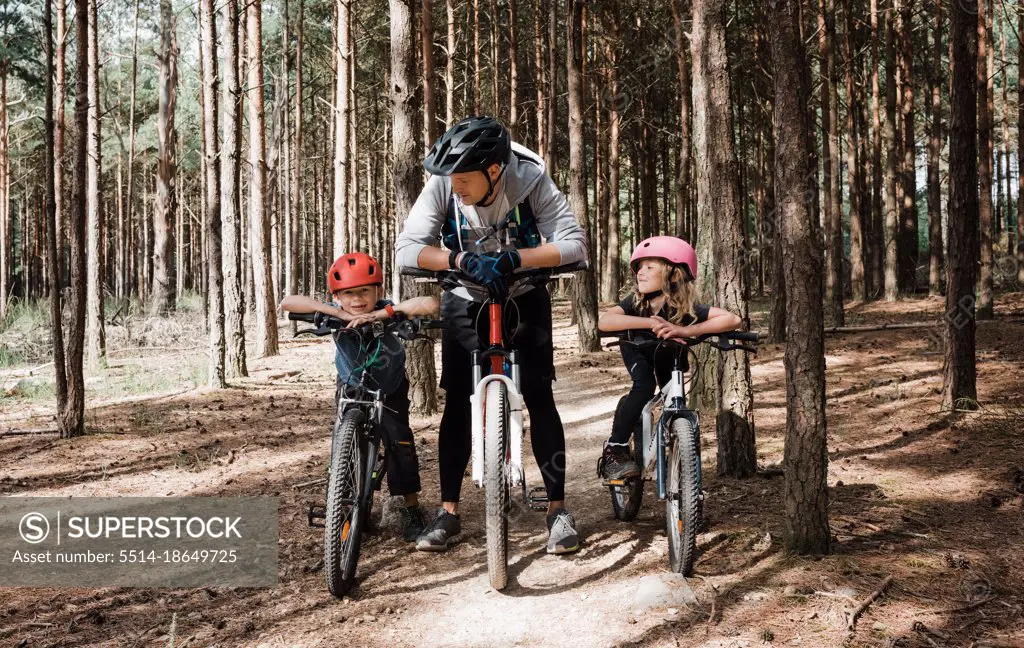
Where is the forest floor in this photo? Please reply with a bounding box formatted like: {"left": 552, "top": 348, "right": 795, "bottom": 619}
{"left": 1, "top": 291, "right": 1023, "bottom": 648}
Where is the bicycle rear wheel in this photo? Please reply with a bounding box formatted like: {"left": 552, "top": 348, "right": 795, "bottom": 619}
{"left": 665, "top": 415, "right": 701, "bottom": 576}
{"left": 609, "top": 396, "right": 644, "bottom": 522}
{"left": 484, "top": 381, "right": 510, "bottom": 591}
{"left": 324, "top": 407, "right": 367, "bottom": 597}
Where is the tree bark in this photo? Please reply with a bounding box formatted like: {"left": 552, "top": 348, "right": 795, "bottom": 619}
{"left": 672, "top": 0, "right": 693, "bottom": 240}
{"left": 770, "top": 0, "right": 831, "bottom": 554}
{"left": 869, "top": 0, "right": 883, "bottom": 295}
{"left": 62, "top": 0, "right": 90, "bottom": 437}
{"left": 976, "top": 0, "right": 994, "bottom": 318}
{"left": 422, "top": 0, "right": 438, "bottom": 146}
{"left": 248, "top": 0, "right": 279, "bottom": 357}
{"left": 446, "top": 0, "right": 455, "bottom": 126}
{"left": 152, "top": 0, "right": 177, "bottom": 316}
{"left": 692, "top": 0, "right": 756, "bottom": 478}
{"left": 897, "top": 0, "right": 917, "bottom": 294}
{"left": 291, "top": 0, "right": 303, "bottom": 307}
{"left": 882, "top": 15, "right": 899, "bottom": 301}
{"left": 601, "top": 6, "right": 621, "bottom": 304}
{"left": 822, "top": 0, "right": 845, "bottom": 318}
{"left": 1018, "top": 0, "right": 1024, "bottom": 286}
{"left": 843, "top": 0, "right": 863, "bottom": 306}
{"left": 942, "top": 0, "right": 978, "bottom": 410}
{"left": 201, "top": 0, "right": 226, "bottom": 387}
{"left": 508, "top": 0, "right": 519, "bottom": 136}
{"left": 54, "top": 0, "right": 67, "bottom": 286}
{"left": 473, "top": 0, "right": 481, "bottom": 113}
{"left": 566, "top": 0, "right": 599, "bottom": 351}
{"left": 86, "top": 0, "right": 105, "bottom": 368}
{"left": 533, "top": 0, "right": 546, "bottom": 162}
{"left": 333, "top": 0, "right": 350, "bottom": 258}
{"left": 546, "top": 1, "right": 557, "bottom": 177}
{"left": 927, "top": 2, "right": 943, "bottom": 296}
{"left": 391, "top": 0, "right": 439, "bottom": 414}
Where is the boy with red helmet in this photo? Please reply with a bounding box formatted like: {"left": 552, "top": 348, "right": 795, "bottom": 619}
{"left": 281, "top": 252, "right": 438, "bottom": 541}
{"left": 596, "top": 237, "right": 742, "bottom": 479}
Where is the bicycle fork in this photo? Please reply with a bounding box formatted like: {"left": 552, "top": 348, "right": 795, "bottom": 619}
{"left": 469, "top": 349, "right": 524, "bottom": 489}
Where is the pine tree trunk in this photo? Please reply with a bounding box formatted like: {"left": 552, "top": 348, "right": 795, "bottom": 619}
{"left": 868, "top": 0, "right": 883, "bottom": 296}
{"left": 392, "top": 0, "right": 439, "bottom": 414}
{"left": 770, "top": 0, "right": 831, "bottom": 554}
{"left": 671, "top": 0, "right": 692, "bottom": 240}
{"left": 63, "top": 0, "right": 90, "bottom": 437}
{"left": 473, "top": 0, "right": 481, "bottom": 113}
{"left": 882, "top": 16, "right": 899, "bottom": 301}
{"left": 692, "top": 0, "right": 756, "bottom": 478}
{"left": 347, "top": 10, "right": 359, "bottom": 251}
{"left": 446, "top": 0, "right": 455, "bottom": 126}
{"left": 822, "top": 0, "right": 845, "bottom": 318}
{"left": 601, "top": 7, "right": 621, "bottom": 304}
{"left": 248, "top": 0, "right": 279, "bottom": 357}
{"left": 44, "top": 0, "right": 72, "bottom": 436}
{"left": 333, "top": 0, "right": 350, "bottom": 258}
{"left": 843, "top": 0, "right": 863, "bottom": 306}
{"left": 0, "top": 71, "right": 6, "bottom": 323}
{"left": 1018, "top": 0, "right": 1024, "bottom": 285}
{"left": 534, "top": 0, "right": 546, "bottom": 161}
{"left": 55, "top": 0, "right": 67, "bottom": 286}
{"left": 897, "top": 0, "right": 918, "bottom": 294}
{"left": 943, "top": 0, "right": 978, "bottom": 410}
{"left": 999, "top": 17, "right": 1011, "bottom": 253}
{"left": 201, "top": 0, "right": 226, "bottom": 387}
{"left": 221, "top": 0, "right": 247, "bottom": 377}
{"left": 422, "top": 0, "right": 438, "bottom": 146}
{"left": 86, "top": 0, "right": 105, "bottom": 368}
{"left": 927, "top": 3, "right": 943, "bottom": 296}
{"left": 566, "top": 0, "right": 599, "bottom": 351}
{"left": 508, "top": 0, "right": 519, "bottom": 136}
{"left": 291, "top": 0, "right": 303, "bottom": 306}
{"left": 546, "top": 1, "right": 557, "bottom": 177}
{"left": 152, "top": 0, "right": 177, "bottom": 316}
{"left": 977, "top": 0, "right": 994, "bottom": 318}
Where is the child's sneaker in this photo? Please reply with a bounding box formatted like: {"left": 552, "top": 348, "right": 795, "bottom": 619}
{"left": 600, "top": 443, "right": 640, "bottom": 480}
{"left": 399, "top": 506, "right": 426, "bottom": 542}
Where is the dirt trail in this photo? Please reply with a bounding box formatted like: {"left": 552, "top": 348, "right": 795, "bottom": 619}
{"left": 2, "top": 295, "right": 1023, "bottom": 647}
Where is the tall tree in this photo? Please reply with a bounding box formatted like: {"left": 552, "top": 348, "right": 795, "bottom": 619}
{"left": 391, "top": 0, "right": 439, "bottom": 413}
{"left": 601, "top": 4, "right": 621, "bottom": 303}
{"left": 976, "top": 0, "right": 994, "bottom": 319}
{"left": 61, "top": 0, "right": 90, "bottom": 437}
{"left": 248, "top": 0, "right": 278, "bottom": 357}
{"left": 533, "top": 0, "right": 546, "bottom": 162}
{"left": 671, "top": 0, "right": 692, "bottom": 240}
{"left": 222, "top": 0, "right": 247, "bottom": 377}
{"left": 566, "top": 0, "right": 598, "bottom": 351}
{"left": 545, "top": 1, "right": 557, "bottom": 176}
{"left": 882, "top": 14, "right": 899, "bottom": 301}
{"left": 692, "top": 0, "right": 756, "bottom": 477}
{"left": 446, "top": 0, "right": 455, "bottom": 126}
{"left": 943, "top": 0, "right": 979, "bottom": 409}
{"left": 844, "top": 0, "right": 864, "bottom": 305}
{"left": 770, "top": 0, "right": 830, "bottom": 554}
{"left": 926, "top": 1, "right": 943, "bottom": 296}
{"left": 897, "top": 0, "right": 917, "bottom": 294}
{"left": 869, "top": 0, "right": 883, "bottom": 294}
{"left": 290, "top": 0, "right": 303, "bottom": 307}
{"left": 508, "top": 0, "right": 519, "bottom": 135}
{"left": 333, "top": 0, "right": 351, "bottom": 258}
{"left": 85, "top": 0, "right": 105, "bottom": 367}
{"left": 151, "top": 0, "right": 178, "bottom": 315}
{"left": 422, "top": 0, "right": 438, "bottom": 146}
{"left": 54, "top": 0, "right": 67, "bottom": 283}
{"left": 820, "top": 0, "right": 843, "bottom": 317}
{"left": 201, "top": 0, "right": 225, "bottom": 387}
{"left": 1019, "top": 0, "right": 1024, "bottom": 286}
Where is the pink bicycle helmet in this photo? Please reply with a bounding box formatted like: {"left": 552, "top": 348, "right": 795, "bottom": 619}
{"left": 629, "top": 236, "right": 698, "bottom": 281}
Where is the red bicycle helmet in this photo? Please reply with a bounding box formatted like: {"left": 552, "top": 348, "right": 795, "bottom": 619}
{"left": 327, "top": 252, "right": 384, "bottom": 292}
{"left": 629, "top": 236, "right": 698, "bottom": 281}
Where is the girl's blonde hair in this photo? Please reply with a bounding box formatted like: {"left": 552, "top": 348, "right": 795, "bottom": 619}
{"left": 631, "top": 259, "right": 696, "bottom": 324}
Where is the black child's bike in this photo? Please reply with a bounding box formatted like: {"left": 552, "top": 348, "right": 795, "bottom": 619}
{"left": 599, "top": 329, "right": 760, "bottom": 575}
{"left": 290, "top": 312, "right": 446, "bottom": 597}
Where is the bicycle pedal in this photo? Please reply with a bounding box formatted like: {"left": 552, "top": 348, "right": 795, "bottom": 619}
{"left": 603, "top": 477, "right": 641, "bottom": 489}
{"left": 527, "top": 487, "right": 549, "bottom": 511}
{"left": 307, "top": 505, "right": 326, "bottom": 528}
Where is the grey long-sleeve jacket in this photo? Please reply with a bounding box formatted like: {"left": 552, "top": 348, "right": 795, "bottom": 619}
{"left": 395, "top": 142, "right": 588, "bottom": 287}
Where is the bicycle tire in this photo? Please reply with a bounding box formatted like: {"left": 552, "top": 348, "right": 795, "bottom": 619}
{"left": 609, "top": 396, "right": 644, "bottom": 522}
{"left": 324, "top": 407, "right": 367, "bottom": 597}
{"left": 665, "top": 415, "right": 701, "bottom": 576}
{"left": 484, "top": 381, "right": 510, "bottom": 591}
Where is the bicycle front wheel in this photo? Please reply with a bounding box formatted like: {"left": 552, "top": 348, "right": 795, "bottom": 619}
{"left": 484, "top": 380, "right": 510, "bottom": 591}
{"left": 324, "top": 407, "right": 367, "bottom": 597}
{"left": 665, "top": 415, "right": 701, "bottom": 576}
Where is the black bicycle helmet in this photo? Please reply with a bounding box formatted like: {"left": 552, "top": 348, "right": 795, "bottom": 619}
{"left": 423, "top": 115, "right": 511, "bottom": 176}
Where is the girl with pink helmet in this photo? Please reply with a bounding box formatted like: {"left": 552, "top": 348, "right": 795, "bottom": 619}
{"left": 596, "top": 236, "right": 742, "bottom": 479}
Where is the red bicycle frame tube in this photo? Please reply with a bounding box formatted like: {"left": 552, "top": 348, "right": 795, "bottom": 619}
{"left": 489, "top": 302, "right": 504, "bottom": 375}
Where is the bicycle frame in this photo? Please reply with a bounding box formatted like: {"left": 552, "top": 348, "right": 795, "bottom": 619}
{"left": 637, "top": 357, "right": 700, "bottom": 501}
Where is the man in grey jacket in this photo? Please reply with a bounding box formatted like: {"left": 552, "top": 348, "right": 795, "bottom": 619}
{"left": 396, "top": 116, "right": 586, "bottom": 555}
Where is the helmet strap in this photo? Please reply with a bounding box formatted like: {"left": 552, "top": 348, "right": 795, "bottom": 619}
{"left": 475, "top": 164, "right": 506, "bottom": 206}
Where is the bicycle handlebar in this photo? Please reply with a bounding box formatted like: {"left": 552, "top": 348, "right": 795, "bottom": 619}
{"left": 287, "top": 312, "right": 447, "bottom": 341}
{"left": 400, "top": 260, "right": 589, "bottom": 286}
{"left": 600, "top": 329, "right": 761, "bottom": 354}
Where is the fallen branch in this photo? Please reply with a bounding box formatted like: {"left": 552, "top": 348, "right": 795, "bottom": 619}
{"left": 292, "top": 477, "right": 327, "bottom": 490}
{"left": 925, "top": 596, "right": 997, "bottom": 615}
{"left": 0, "top": 428, "right": 59, "bottom": 438}
{"left": 845, "top": 575, "right": 893, "bottom": 630}
{"left": 913, "top": 621, "right": 951, "bottom": 642}
{"left": 825, "top": 318, "right": 1024, "bottom": 334}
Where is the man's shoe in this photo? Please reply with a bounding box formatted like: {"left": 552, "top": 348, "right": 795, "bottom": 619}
{"left": 546, "top": 508, "right": 580, "bottom": 555}
{"left": 415, "top": 509, "right": 462, "bottom": 551}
